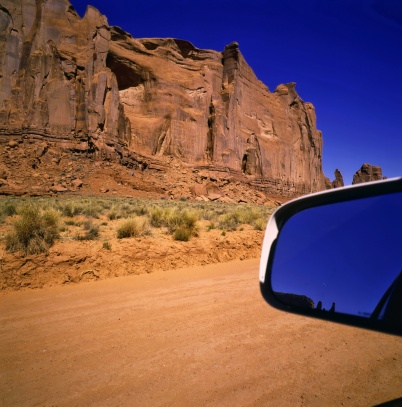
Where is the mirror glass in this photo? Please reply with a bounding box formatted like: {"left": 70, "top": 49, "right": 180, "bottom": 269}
{"left": 271, "top": 191, "right": 402, "bottom": 322}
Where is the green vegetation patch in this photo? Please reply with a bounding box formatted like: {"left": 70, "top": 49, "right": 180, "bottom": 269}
{"left": 0, "top": 196, "right": 275, "bottom": 249}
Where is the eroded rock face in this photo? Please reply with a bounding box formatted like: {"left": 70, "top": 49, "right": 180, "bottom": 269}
{"left": 112, "top": 35, "right": 326, "bottom": 195}
{"left": 352, "top": 164, "right": 385, "bottom": 184}
{"left": 0, "top": 0, "right": 327, "bottom": 197}
{"left": 331, "top": 169, "right": 344, "bottom": 188}
{"left": 0, "top": 0, "right": 129, "bottom": 160}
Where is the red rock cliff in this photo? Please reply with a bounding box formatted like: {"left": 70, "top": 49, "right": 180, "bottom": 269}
{"left": 0, "top": 0, "right": 327, "bottom": 197}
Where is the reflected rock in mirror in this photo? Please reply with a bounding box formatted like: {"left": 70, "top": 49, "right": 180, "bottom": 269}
{"left": 274, "top": 292, "right": 315, "bottom": 309}
{"left": 271, "top": 191, "right": 402, "bottom": 327}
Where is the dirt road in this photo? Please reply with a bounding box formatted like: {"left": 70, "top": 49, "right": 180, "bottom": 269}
{"left": 1, "top": 259, "right": 401, "bottom": 406}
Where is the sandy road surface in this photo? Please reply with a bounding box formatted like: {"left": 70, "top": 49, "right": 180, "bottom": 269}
{"left": 1, "top": 259, "right": 401, "bottom": 406}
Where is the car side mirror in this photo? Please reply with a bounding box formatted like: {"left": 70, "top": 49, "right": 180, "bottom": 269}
{"left": 259, "top": 178, "right": 402, "bottom": 336}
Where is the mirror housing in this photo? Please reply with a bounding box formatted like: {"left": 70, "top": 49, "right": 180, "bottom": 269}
{"left": 260, "top": 178, "right": 402, "bottom": 336}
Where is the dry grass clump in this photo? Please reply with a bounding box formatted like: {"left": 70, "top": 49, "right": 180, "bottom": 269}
{"left": 5, "top": 205, "right": 60, "bottom": 255}
{"left": 75, "top": 220, "right": 100, "bottom": 241}
{"left": 217, "top": 211, "right": 241, "bottom": 231}
{"left": 80, "top": 202, "right": 103, "bottom": 218}
{"left": 107, "top": 202, "right": 147, "bottom": 220}
{"left": 107, "top": 207, "right": 120, "bottom": 220}
{"left": 117, "top": 218, "right": 151, "bottom": 239}
{"left": 216, "top": 206, "right": 271, "bottom": 231}
{"left": 253, "top": 217, "right": 266, "bottom": 231}
{"left": 102, "top": 241, "right": 112, "bottom": 250}
{"left": 166, "top": 209, "right": 199, "bottom": 241}
{"left": 0, "top": 199, "right": 18, "bottom": 224}
{"left": 193, "top": 202, "right": 272, "bottom": 231}
{"left": 148, "top": 206, "right": 199, "bottom": 241}
{"left": 56, "top": 199, "right": 103, "bottom": 219}
{"left": 58, "top": 202, "right": 83, "bottom": 217}
{"left": 1, "top": 202, "right": 17, "bottom": 217}
{"left": 130, "top": 204, "right": 148, "bottom": 217}
{"left": 172, "top": 226, "right": 192, "bottom": 241}
{"left": 149, "top": 207, "right": 167, "bottom": 227}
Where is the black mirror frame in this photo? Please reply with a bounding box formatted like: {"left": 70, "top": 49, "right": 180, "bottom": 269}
{"left": 259, "top": 177, "right": 402, "bottom": 336}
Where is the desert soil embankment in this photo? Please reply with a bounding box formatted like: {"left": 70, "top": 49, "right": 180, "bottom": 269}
{"left": 0, "top": 197, "right": 272, "bottom": 290}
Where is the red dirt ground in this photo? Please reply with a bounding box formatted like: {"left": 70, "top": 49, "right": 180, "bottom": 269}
{"left": 1, "top": 259, "right": 401, "bottom": 406}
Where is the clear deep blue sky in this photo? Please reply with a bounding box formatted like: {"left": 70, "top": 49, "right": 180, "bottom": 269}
{"left": 72, "top": 0, "right": 402, "bottom": 185}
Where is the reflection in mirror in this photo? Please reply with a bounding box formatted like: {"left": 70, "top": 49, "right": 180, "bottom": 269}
{"left": 271, "top": 191, "right": 402, "bottom": 327}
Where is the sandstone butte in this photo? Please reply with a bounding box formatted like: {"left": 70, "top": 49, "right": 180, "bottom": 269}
{"left": 0, "top": 0, "right": 383, "bottom": 202}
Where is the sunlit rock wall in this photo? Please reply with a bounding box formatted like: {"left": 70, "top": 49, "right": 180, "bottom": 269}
{"left": 0, "top": 0, "right": 327, "bottom": 195}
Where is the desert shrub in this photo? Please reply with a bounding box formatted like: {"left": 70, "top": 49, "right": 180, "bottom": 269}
{"left": 206, "top": 222, "right": 216, "bottom": 231}
{"left": 99, "top": 200, "right": 111, "bottom": 210}
{"left": 173, "top": 226, "right": 192, "bottom": 241}
{"left": 218, "top": 211, "right": 240, "bottom": 231}
{"left": 117, "top": 218, "right": 150, "bottom": 239}
{"left": 58, "top": 198, "right": 113, "bottom": 218}
{"left": 5, "top": 205, "right": 60, "bottom": 255}
{"left": 108, "top": 209, "right": 120, "bottom": 220}
{"left": 253, "top": 218, "right": 266, "bottom": 231}
{"left": 166, "top": 209, "right": 199, "bottom": 239}
{"left": 102, "top": 241, "right": 112, "bottom": 250}
{"left": 81, "top": 203, "right": 102, "bottom": 218}
{"left": 118, "top": 210, "right": 131, "bottom": 219}
{"left": 199, "top": 206, "right": 218, "bottom": 221}
{"left": 75, "top": 221, "right": 99, "bottom": 240}
{"left": 2, "top": 202, "right": 17, "bottom": 217}
{"left": 82, "top": 220, "right": 92, "bottom": 230}
{"left": 147, "top": 203, "right": 200, "bottom": 240}
{"left": 59, "top": 202, "right": 82, "bottom": 217}
{"left": 130, "top": 204, "right": 148, "bottom": 217}
{"left": 149, "top": 207, "right": 167, "bottom": 227}
{"left": 217, "top": 206, "right": 272, "bottom": 230}
{"left": 213, "top": 206, "right": 227, "bottom": 216}
{"left": 237, "top": 207, "right": 261, "bottom": 224}
{"left": 0, "top": 200, "right": 18, "bottom": 224}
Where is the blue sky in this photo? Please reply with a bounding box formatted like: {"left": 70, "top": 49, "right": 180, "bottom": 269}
{"left": 72, "top": 0, "right": 402, "bottom": 185}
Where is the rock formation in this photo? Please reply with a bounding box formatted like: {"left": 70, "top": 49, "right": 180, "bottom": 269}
{"left": 0, "top": 0, "right": 327, "bottom": 199}
{"left": 352, "top": 164, "right": 385, "bottom": 184}
{"left": 274, "top": 292, "right": 315, "bottom": 309}
{"left": 331, "top": 169, "right": 344, "bottom": 188}
{"left": 0, "top": 0, "right": 130, "bottom": 156}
